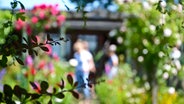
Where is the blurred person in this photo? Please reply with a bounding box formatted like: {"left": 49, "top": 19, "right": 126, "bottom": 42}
{"left": 82, "top": 40, "right": 96, "bottom": 73}
{"left": 82, "top": 40, "right": 96, "bottom": 99}
{"left": 105, "top": 44, "right": 119, "bottom": 79}
{"left": 73, "top": 39, "right": 95, "bottom": 102}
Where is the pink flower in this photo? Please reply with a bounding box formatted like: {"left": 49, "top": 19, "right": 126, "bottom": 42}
{"left": 51, "top": 9, "right": 59, "bottom": 15}
{"left": 33, "top": 5, "right": 39, "bottom": 10}
{"left": 19, "top": 9, "right": 25, "bottom": 13}
{"left": 31, "top": 16, "right": 38, "bottom": 24}
{"left": 48, "top": 62, "right": 54, "bottom": 73}
{"left": 45, "top": 44, "right": 52, "bottom": 55}
{"left": 35, "top": 36, "right": 41, "bottom": 43}
{"left": 39, "top": 4, "right": 47, "bottom": 9}
{"left": 38, "top": 60, "right": 46, "bottom": 69}
{"left": 31, "top": 82, "right": 41, "bottom": 94}
{"left": 25, "top": 55, "right": 33, "bottom": 66}
{"left": 15, "top": 18, "right": 25, "bottom": 30}
{"left": 39, "top": 11, "right": 45, "bottom": 19}
{"left": 26, "top": 24, "right": 32, "bottom": 35}
{"left": 52, "top": 53, "right": 60, "bottom": 61}
{"left": 30, "top": 66, "right": 36, "bottom": 75}
{"left": 30, "top": 35, "right": 40, "bottom": 44}
{"left": 51, "top": 5, "right": 59, "bottom": 15}
{"left": 32, "top": 5, "right": 39, "bottom": 13}
{"left": 68, "top": 72, "right": 74, "bottom": 77}
{"left": 57, "top": 15, "right": 65, "bottom": 26}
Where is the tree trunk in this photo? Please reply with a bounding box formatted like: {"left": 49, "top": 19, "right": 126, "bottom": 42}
{"left": 151, "top": 77, "right": 158, "bottom": 104}
{"left": 147, "top": 65, "right": 158, "bottom": 104}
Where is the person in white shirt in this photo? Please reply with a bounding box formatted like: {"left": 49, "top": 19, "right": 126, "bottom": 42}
{"left": 73, "top": 39, "right": 95, "bottom": 100}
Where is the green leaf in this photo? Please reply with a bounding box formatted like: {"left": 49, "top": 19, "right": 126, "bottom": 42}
{"left": 40, "top": 81, "right": 49, "bottom": 93}
{"left": 53, "top": 87, "right": 56, "bottom": 94}
{"left": 1, "top": 55, "right": 8, "bottom": 67}
{"left": 48, "top": 99, "right": 52, "bottom": 104}
{"left": 23, "top": 37, "right": 28, "bottom": 44}
{"left": 17, "top": 1, "right": 25, "bottom": 10}
{"left": 0, "top": 92, "right": 3, "bottom": 102}
{"left": 16, "top": 12, "right": 25, "bottom": 21}
{"left": 33, "top": 50, "right": 38, "bottom": 56}
{"left": 3, "top": 84, "right": 13, "bottom": 98}
{"left": 76, "top": 6, "right": 80, "bottom": 12}
{"left": 65, "top": 5, "right": 70, "bottom": 11}
{"left": 179, "top": 1, "right": 184, "bottom": 5}
{"left": 55, "top": 92, "right": 65, "bottom": 99}
{"left": 56, "top": 42, "right": 61, "bottom": 45}
{"left": 13, "top": 85, "right": 21, "bottom": 99}
{"left": 10, "top": 1, "right": 17, "bottom": 9}
{"left": 22, "top": 43, "right": 29, "bottom": 49}
{"left": 30, "top": 94, "right": 41, "bottom": 100}
{"left": 13, "top": 85, "right": 27, "bottom": 99}
{"left": 28, "top": 49, "right": 34, "bottom": 56}
{"left": 67, "top": 74, "right": 73, "bottom": 86}
{"left": 3, "top": 21, "right": 12, "bottom": 28}
{"left": 40, "top": 46, "right": 49, "bottom": 52}
{"left": 15, "top": 57, "right": 24, "bottom": 65}
{"left": 11, "top": 35, "right": 18, "bottom": 41}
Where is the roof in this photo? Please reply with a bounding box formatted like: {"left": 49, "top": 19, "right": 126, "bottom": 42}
{"left": 65, "top": 9, "right": 125, "bottom": 31}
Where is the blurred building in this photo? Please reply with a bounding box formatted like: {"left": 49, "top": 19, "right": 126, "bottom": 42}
{"left": 63, "top": 9, "right": 124, "bottom": 60}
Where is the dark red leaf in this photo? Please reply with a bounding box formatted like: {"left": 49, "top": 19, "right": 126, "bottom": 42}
{"left": 31, "top": 35, "right": 37, "bottom": 43}
{"left": 60, "top": 37, "right": 64, "bottom": 40}
{"left": 60, "top": 78, "right": 65, "bottom": 89}
{"left": 40, "top": 46, "right": 49, "bottom": 52}
{"left": 47, "top": 34, "right": 53, "bottom": 41}
{"left": 67, "top": 74, "right": 73, "bottom": 85}
{"left": 30, "top": 82, "right": 39, "bottom": 90}
{"left": 88, "top": 83, "right": 92, "bottom": 88}
{"left": 70, "top": 91, "right": 79, "bottom": 99}
{"left": 73, "top": 82, "right": 78, "bottom": 88}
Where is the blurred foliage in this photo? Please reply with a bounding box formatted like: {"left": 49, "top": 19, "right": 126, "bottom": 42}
{"left": 0, "top": 10, "right": 12, "bottom": 44}
{"left": 96, "top": 63, "right": 184, "bottom": 104}
{"left": 111, "top": 0, "right": 184, "bottom": 103}
{"left": 114, "top": 0, "right": 184, "bottom": 85}
{"left": 1, "top": 56, "right": 103, "bottom": 103}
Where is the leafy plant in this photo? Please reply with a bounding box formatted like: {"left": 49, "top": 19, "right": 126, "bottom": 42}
{"left": 0, "top": 72, "right": 103, "bottom": 103}
{"left": 0, "top": 1, "right": 67, "bottom": 68}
